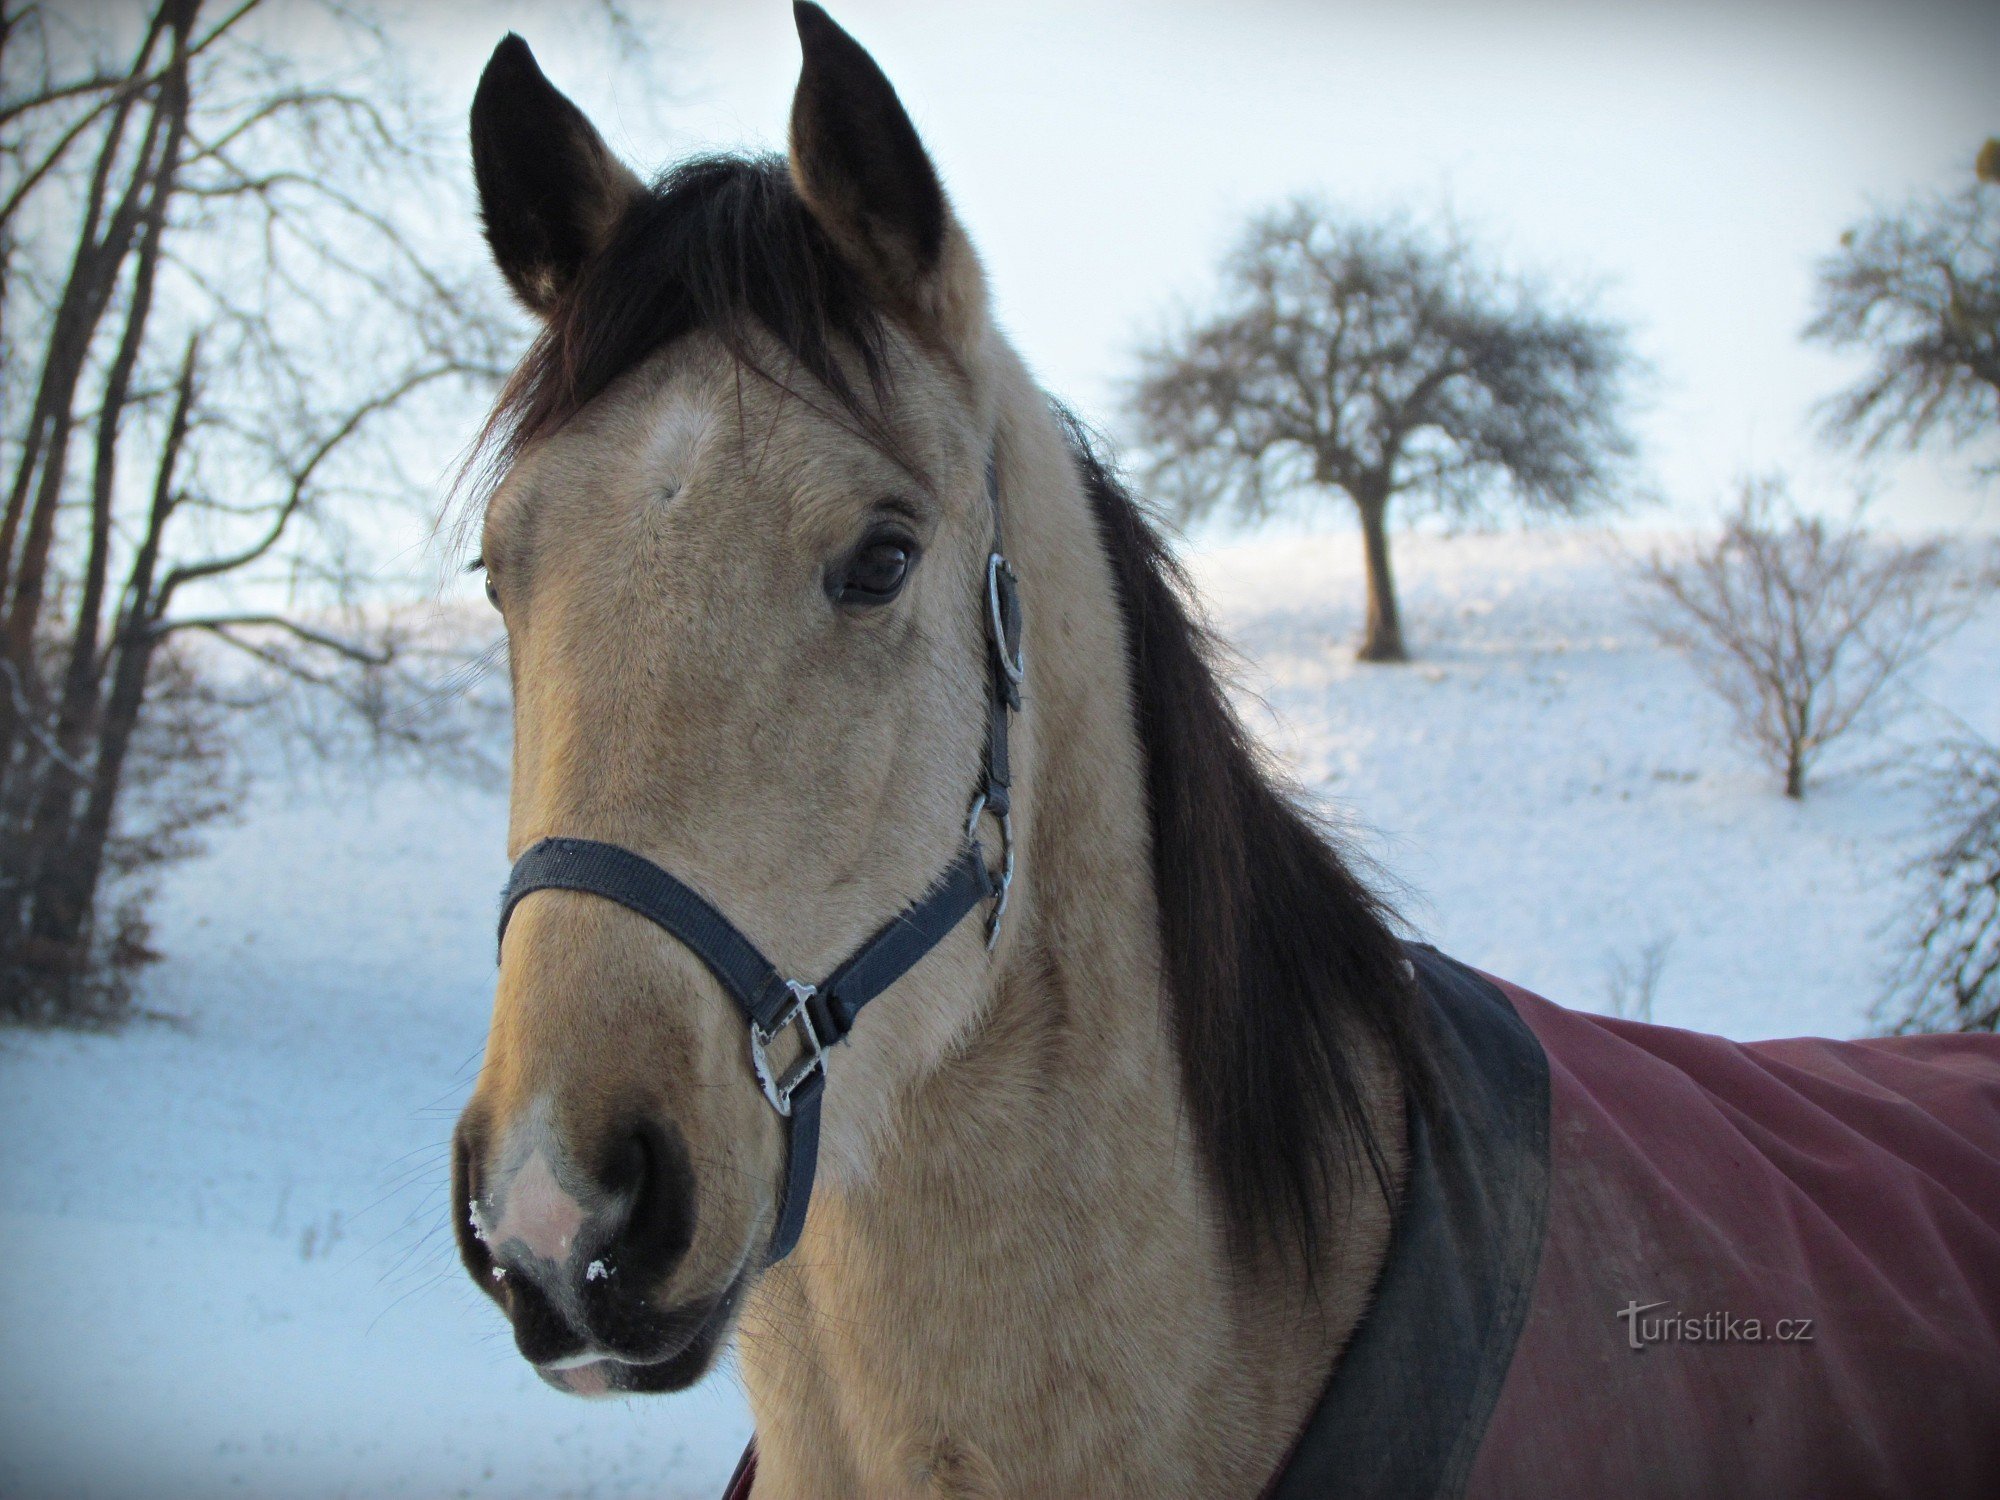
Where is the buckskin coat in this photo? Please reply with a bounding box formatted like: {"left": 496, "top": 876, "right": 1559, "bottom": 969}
{"left": 725, "top": 946, "right": 2000, "bottom": 1499}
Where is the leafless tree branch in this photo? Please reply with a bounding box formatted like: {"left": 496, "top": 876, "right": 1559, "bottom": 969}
{"left": 155, "top": 612, "right": 394, "bottom": 666}
{"left": 1806, "top": 141, "right": 2000, "bottom": 477}
{"left": 1637, "top": 476, "right": 1983, "bottom": 798}
{"left": 1881, "top": 737, "right": 2000, "bottom": 1034}
{"left": 1128, "top": 199, "right": 1640, "bottom": 660}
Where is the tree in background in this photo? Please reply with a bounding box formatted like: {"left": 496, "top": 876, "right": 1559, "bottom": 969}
{"left": 1808, "top": 142, "right": 2000, "bottom": 1034}
{"left": 1127, "top": 201, "right": 1639, "bottom": 662}
{"left": 1884, "top": 738, "right": 2000, "bottom": 1034}
{"left": 1806, "top": 139, "right": 2000, "bottom": 478}
{"left": 0, "top": 0, "right": 514, "bottom": 1019}
{"left": 1637, "top": 477, "right": 1981, "bottom": 800}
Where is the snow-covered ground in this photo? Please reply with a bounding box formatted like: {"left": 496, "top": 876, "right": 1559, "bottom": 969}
{"left": 0, "top": 765, "right": 752, "bottom": 1500}
{"left": 2, "top": 528, "right": 1994, "bottom": 1498}
{"left": 1193, "top": 527, "right": 1998, "bottom": 1038}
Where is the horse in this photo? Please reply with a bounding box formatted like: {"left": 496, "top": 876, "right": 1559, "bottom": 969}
{"left": 447, "top": 8, "right": 2000, "bottom": 1496}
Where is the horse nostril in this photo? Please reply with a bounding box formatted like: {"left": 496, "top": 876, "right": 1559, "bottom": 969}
{"left": 451, "top": 1121, "right": 498, "bottom": 1294}
{"left": 599, "top": 1117, "right": 697, "bottom": 1286}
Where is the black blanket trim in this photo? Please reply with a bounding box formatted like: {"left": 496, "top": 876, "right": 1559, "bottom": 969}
{"left": 1265, "top": 944, "right": 1553, "bottom": 1500}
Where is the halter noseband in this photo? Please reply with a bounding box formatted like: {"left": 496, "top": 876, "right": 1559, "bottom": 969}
{"left": 495, "top": 455, "right": 1023, "bottom": 1265}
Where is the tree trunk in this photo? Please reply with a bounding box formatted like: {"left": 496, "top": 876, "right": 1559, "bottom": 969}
{"left": 1355, "top": 487, "right": 1406, "bottom": 663}
{"left": 1784, "top": 748, "right": 1807, "bottom": 801}
{"left": 0, "top": 25, "right": 168, "bottom": 780}
{"left": 26, "top": 339, "right": 194, "bottom": 957}
{"left": 0, "top": 8, "right": 168, "bottom": 600}
{"left": 2, "top": 91, "right": 169, "bottom": 664}
{"left": 18, "top": 19, "right": 189, "bottom": 960}
{"left": 36, "top": 618, "right": 156, "bottom": 955}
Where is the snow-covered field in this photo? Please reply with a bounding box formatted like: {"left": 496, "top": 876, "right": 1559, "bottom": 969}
{"left": 2, "top": 528, "right": 1994, "bottom": 1499}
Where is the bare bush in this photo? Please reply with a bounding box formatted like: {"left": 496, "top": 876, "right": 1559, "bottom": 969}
{"left": 1604, "top": 934, "right": 1674, "bottom": 1024}
{"left": 1637, "top": 477, "right": 1981, "bottom": 799}
{"left": 1881, "top": 739, "right": 2000, "bottom": 1034}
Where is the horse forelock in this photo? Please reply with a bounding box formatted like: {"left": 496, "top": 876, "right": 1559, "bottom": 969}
{"left": 460, "top": 153, "right": 903, "bottom": 535}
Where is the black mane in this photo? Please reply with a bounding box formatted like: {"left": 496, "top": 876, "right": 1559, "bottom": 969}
{"left": 1060, "top": 409, "right": 1430, "bottom": 1260}
{"left": 474, "top": 153, "right": 1431, "bottom": 1260}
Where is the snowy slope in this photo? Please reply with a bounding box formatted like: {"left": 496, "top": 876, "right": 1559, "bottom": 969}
{"left": 1192, "top": 528, "right": 1999, "bottom": 1038}
{"left": 2, "top": 528, "right": 1994, "bottom": 1498}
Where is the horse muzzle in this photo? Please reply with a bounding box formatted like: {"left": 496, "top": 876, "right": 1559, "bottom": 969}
{"left": 451, "top": 1108, "right": 742, "bottom": 1394}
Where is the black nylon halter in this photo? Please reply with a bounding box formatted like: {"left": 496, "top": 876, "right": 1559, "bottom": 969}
{"left": 496, "top": 456, "right": 1023, "bottom": 1265}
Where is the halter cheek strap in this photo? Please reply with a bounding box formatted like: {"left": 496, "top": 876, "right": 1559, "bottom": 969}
{"left": 494, "top": 454, "right": 1022, "bottom": 1266}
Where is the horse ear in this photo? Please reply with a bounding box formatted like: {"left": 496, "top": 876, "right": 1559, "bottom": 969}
{"left": 788, "top": 3, "right": 984, "bottom": 346}
{"left": 471, "top": 35, "right": 645, "bottom": 316}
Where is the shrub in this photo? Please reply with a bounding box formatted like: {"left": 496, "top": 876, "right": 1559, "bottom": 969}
{"left": 1882, "top": 739, "right": 2000, "bottom": 1034}
{"left": 1638, "top": 477, "right": 1980, "bottom": 798}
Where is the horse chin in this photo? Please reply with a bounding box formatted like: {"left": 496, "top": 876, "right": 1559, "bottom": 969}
{"left": 534, "top": 1268, "right": 747, "bottom": 1398}
{"left": 535, "top": 1326, "right": 724, "bottom": 1398}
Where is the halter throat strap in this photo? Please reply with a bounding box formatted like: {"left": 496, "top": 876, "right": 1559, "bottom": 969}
{"left": 495, "top": 453, "right": 1021, "bottom": 1265}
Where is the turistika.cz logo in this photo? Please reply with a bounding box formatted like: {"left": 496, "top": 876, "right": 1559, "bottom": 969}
{"left": 1616, "top": 1300, "right": 1816, "bottom": 1351}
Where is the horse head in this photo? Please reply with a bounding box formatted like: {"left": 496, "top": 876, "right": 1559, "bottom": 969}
{"left": 451, "top": 4, "right": 1041, "bottom": 1397}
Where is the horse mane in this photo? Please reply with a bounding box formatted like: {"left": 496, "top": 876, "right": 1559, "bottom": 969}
{"left": 469, "top": 150, "right": 1431, "bottom": 1261}
{"left": 1058, "top": 408, "right": 1432, "bottom": 1262}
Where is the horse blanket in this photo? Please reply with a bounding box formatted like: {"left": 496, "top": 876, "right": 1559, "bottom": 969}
{"left": 1270, "top": 946, "right": 2000, "bottom": 1498}
{"left": 722, "top": 947, "right": 2000, "bottom": 1498}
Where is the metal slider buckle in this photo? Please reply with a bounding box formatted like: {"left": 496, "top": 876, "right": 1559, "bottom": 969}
{"left": 965, "top": 795, "right": 1016, "bottom": 951}
{"left": 749, "top": 979, "right": 827, "bottom": 1118}
{"left": 987, "top": 553, "right": 1025, "bottom": 686}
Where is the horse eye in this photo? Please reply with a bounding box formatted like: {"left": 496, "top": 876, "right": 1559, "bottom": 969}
{"left": 484, "top": 574, "right": 501, "bottom": 610}
{"left": 835, "top": 535, "right": 914, "bottom": 606}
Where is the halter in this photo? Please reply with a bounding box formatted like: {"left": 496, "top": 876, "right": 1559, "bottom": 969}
{"left": 495, "top": 455, "right": 1023, "bottom": 1265}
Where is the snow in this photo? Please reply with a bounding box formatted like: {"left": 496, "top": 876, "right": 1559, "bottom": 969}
{"left": 1192, "top": 528, "right": 1997, "bottom": 1037}
{"left": 2, "top": 527, "right": 1994, "bottom": 1497}
{"left": 0, "top": 769, "right": 752, "bottom": 1499}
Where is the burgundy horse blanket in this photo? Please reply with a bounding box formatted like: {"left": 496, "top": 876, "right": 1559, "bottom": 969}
{"left": 723, "top": 947, "right": 2000, "bottom": 1498}
{"left": 1269, "top": 947, "right": 2000, "bottom": 1498}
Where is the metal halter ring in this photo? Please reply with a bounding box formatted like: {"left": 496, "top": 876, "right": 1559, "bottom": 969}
{"left": 748, "top": 979, "right": 827, "bottom": 1118}
{"left": 965, "top": 794, "right": 1016, "bottom": 950}
{"left": 985, "top": 812, "right": 1015, "bottom": 950}
{"left": 987, "top": 553, "right": 1025, "bottom": 686}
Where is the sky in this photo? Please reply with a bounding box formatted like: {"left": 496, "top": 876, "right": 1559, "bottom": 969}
{"left": 402, "top": 0, "right": 1999, "bottom": 534}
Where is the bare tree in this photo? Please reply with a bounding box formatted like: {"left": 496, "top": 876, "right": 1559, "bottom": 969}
{"left": 1127, "top": 201, "right": 1640, "bottom": 661}
{"left": 1881, "top": 738, "right": 2000, "bottom": 1034}
{"left": 0, "top": 0, "right": 515, "bottom": 1018}
{"left": 1805, "top": 140, "right": 2000, "bottom": 477}
{"left": 1638, "top": 476, "right": 1981, "bottom": 799}
{"left": 1604, "top": 934, "right": 1674, "bottom": 1024}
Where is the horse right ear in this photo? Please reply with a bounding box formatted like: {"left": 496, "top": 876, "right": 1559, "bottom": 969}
{"left": 788, "top": 3, "right": 987, "bottom": 353}
{"left": 471, "top": 35, "right": 645, "bottom": 317}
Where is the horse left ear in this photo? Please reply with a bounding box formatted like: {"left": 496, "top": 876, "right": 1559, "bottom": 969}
{"left": 788, "top": 3, "right": 986, "bottom": 349}
{"left": 471, "top": 35, "right": 646, "bottom": 317}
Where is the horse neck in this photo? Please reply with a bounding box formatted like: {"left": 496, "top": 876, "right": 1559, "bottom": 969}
{"left": 735, "top": 371, "right": 1400, "bottom": 1499}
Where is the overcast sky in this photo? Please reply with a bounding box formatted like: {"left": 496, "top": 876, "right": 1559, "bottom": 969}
{"left": 409, "top": 0, "right": 1999, "bottom": 532}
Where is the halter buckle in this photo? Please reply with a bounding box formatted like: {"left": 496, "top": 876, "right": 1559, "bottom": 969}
{"left": 965, "top": 795, "right": 1016, "bottom": 951}
{"left": 749, "top": 979, "right": 827, "bottom": 1119}
{"left": 987, "top": 552, "right": 1025, "bottom": 688}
